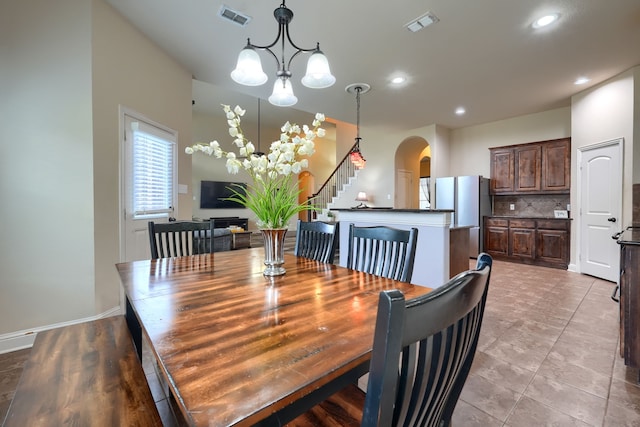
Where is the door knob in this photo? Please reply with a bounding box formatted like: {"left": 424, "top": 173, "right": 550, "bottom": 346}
{"left": 607, "top": 217, "right": 617, "bottom": 223}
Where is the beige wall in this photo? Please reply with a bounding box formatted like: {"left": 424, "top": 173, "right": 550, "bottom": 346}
{"left": 571, "top": 69, "right": 635, "bottom": 225}
{"left": 92, "top": 0, "right": 193, "bottom": 311}
{"left": 449, "top": 107, "right": 572, "bottom": 177}
{"left": 570, "top": 68, "right": 637, "bottom": 270}
{"left": 1, "top": 0, "right": 95, "bottom": 337}
{"left": 0, "top": 0, "right": 192, "bottom": 349}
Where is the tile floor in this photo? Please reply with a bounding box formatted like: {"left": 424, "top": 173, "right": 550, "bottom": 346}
{"left": 2, "top": 258, "right": 639, "bottom": 426}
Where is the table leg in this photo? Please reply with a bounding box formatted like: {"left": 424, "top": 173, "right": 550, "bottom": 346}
{"left": 125, "top": 297, "right": 143, "bottom": 361}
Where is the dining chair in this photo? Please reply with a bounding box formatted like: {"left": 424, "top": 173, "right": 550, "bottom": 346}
{"left": 148, "top": 221, "right": 215, "bottom": 259}
{"left": 286, "top": 253, "right": 493, "bottom": 427}
{"left": 294, "top": 220, "right": 339, "bottom": 264}
{"left": 346, "top": 224, "right": 418, "bottom": 282}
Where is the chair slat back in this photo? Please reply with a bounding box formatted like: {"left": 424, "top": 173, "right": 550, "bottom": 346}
{"left": 294, "top": 220, "right": 338, "bottom": 264}
{"left": 148, "top": 221, "right": 214, "bottom": 259}
{"left": 346, "top": 224, "right": 418, "bottom": 282}
{"left": 362, "top": 253, "right": 492, "bottom": 427}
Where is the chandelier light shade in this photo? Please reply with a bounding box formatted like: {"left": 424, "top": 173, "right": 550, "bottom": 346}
{"left": 346, "top": 83, "right": 371, "bottom": 169}
{"left": 230, "top": 47, "right": 268, "bottom": 86}
{"left": 230, "top": 1, "right": 335, "bottom": 107}
{"left": 268, "top": 78, "right": 298, "bottom": 107}
{"left": 301, "top": 50, "right": 336, "bottom": 88}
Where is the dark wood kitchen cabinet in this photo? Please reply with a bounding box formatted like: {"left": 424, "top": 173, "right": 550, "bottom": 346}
{"left": 490, "top": 138, "right": 570, "bottom": 195}
{"left": 514, "top": 145, "right": 541, "bottom": 192}
{"left": 484, "top": 217, "right": 570, "bottom": 269}
{"left": 490, "top": 148, "right": 515, "bottom": 193}
{"left": 617, "top": 228, "right": 640, "bottom": 373}
{"left": 509, "top": 219, "right": 536, "bottom": 260}
{"left": 484, "top": 218, "right": 509, "bottom": 256}
{"left": 536, "top": 219, "right": 570, "bottom": 267}
{"left": 541, "top": 138, "right": 571, "bottom": 192}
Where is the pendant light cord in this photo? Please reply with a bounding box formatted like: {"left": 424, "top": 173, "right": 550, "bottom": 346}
{"left": 356, "top": 86, "right": 361, "bottom": 144}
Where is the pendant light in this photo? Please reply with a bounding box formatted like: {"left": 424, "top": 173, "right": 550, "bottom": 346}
{"left": 255, "top": 98, "right": 265, "bottom": 157}
{"left": 230, "top": 1, "right": 335, "bottom": 107}
{"left": 346, "top": 83, "right": 370, "bottom": 169}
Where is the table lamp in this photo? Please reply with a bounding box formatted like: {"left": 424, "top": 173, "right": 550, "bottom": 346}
{"left": 355, "top": 192, "right": 369, "bottom": 208}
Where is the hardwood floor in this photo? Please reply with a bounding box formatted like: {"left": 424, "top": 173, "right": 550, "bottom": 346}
{"left": 2, "top": 252, "right": 638, "bottom": 426}
{"left": 0, "top": 348, "right": 30, "bottom": 421}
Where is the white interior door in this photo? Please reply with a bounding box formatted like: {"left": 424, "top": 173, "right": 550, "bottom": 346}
{"left": 396, "top": 170, "right": 413, "bottom": 208}
{"left": 578, "top": 139, "right": 622, "bottom": 282}
{"left": 120, "top": 108, "right": 177, "bottom": 262}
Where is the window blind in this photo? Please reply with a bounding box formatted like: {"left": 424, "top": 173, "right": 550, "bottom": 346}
{"left": 132, "top": 129, "right": 175, "bottom": 216}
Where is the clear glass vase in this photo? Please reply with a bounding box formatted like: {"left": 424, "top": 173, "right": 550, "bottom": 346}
{"left": 260, "top": 228, "right": 288, "bottom": 276}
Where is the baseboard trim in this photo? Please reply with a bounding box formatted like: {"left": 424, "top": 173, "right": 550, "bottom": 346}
{"left": 0, "top": 305, "right": 123, "bottom": 354}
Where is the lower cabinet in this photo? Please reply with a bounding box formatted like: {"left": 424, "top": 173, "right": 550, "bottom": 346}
{"left": 485, "top": 218, "right": 509, "bottom": 256}
{"left": 484, "top": 217, "right": 570, "bottom": 269}
{"left": 509, "top": 219, "right": 536, "bottom": 260}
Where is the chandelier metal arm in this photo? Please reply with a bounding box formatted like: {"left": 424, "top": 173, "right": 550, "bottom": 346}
{"left": 232, "top": 1, "right": 334, "bottom": 107}
{"left": 244, "top": 2, "right": 320, "bottom": 75}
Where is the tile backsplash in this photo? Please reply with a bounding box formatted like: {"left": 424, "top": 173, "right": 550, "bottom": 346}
{"left": 493, "top": 194, "right": 571, "bottom": 218}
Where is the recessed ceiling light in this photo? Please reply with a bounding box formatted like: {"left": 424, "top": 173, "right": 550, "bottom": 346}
{"left": 455, "top": 107, "right": 466, "bottom": 116}
{"left": 574, "top": 76, "right": 590, "bottom": 85}
{"left": 391, "top": 76, "right": 406, "bottom": 84}
{"left": 532, "top": 13, "right": 559, "bottom": 29}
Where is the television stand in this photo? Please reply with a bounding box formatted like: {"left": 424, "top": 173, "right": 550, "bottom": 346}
{"left": 210, "top": 217, "right": 249, "bottom": 230}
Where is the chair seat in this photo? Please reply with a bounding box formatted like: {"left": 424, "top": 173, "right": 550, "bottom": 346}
{"left": 285, "top": 384, "right": 364, "bottom": 427}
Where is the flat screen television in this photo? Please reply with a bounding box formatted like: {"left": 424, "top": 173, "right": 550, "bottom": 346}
{"left": 200, "top": 181, "right": 247, "bottom": 209}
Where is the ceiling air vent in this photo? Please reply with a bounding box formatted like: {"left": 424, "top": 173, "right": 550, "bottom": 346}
{"left": 405, "top": 11, "right": 440, "bottom": 33}
{"left": 218, "top": 5, "right": 251, "bottom": 27}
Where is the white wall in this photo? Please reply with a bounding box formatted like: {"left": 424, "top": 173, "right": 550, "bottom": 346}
{"left": 0, "top": 0, "right": 192, "bottom": 351}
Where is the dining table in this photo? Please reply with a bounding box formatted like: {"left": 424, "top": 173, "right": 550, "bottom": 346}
{"left": 116, "top": 248, "right": 433, "bottom": 427}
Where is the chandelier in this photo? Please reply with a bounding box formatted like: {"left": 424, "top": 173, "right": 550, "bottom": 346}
{"left": 230, "top": 1, "right": 335, "bottom": 107}
{"left": 346, "top": 83, "right": 370, "bottom": 169}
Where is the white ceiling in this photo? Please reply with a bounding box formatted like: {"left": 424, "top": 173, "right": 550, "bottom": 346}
{"left": 106, "top": 0, "right": 640, "bottom": 133}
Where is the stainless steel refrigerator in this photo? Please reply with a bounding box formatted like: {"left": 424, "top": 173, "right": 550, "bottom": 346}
{"left": 435, "top": 175, "right": 492, "bottom": 258}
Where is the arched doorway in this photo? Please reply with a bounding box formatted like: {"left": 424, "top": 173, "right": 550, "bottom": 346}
{"left": 298, "top": 171, "right": 315, "bottom": 221}
{"left": 394, "top": 137, "right": 430, "bottom": 208}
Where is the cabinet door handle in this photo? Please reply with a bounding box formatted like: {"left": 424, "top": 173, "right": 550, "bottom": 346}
{"left": 608, "top": 217, "right": 617, "bottom": 222}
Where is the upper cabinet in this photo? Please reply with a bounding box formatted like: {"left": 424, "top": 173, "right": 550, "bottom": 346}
{"left": 490, "top": 148, "right": 515, "bottom": 193}
{"left": 515, "top": 144, "right": 541, "bottom": 192}
{"left": 490, "top": 138, "right": 570, "bottom": 195}
{"left": 541, "top": 138, "right": 571, "bottom": 192}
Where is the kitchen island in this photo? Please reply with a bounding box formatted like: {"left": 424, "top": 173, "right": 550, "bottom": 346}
{"left": 334, "top": 208, "right": 471, "bottom": 288}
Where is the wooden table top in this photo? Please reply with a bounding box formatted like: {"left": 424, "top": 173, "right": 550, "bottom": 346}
{"left": 116, "top": 249, "right": 432, "bottom": 427}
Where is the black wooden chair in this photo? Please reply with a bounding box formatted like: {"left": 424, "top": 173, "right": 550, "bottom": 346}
{"left": 294, "top": 220, "right": 339, "bottom": 264}
{"left": 148, "top": 221, "right": 215, "bottom": 259}
{"left": 346, "top": 224, "right": 418, "bottom": 282}
{"left": 287, "top": 253, "right": 493, "bottom": 427}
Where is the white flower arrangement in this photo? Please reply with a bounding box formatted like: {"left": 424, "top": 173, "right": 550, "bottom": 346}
{"left": 186, "top": 104, "right": 326, "bottom": 229}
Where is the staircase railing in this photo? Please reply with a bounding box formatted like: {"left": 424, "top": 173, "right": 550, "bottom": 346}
{"left": 307, "top": 141, "right": 359, "bottom": 220}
